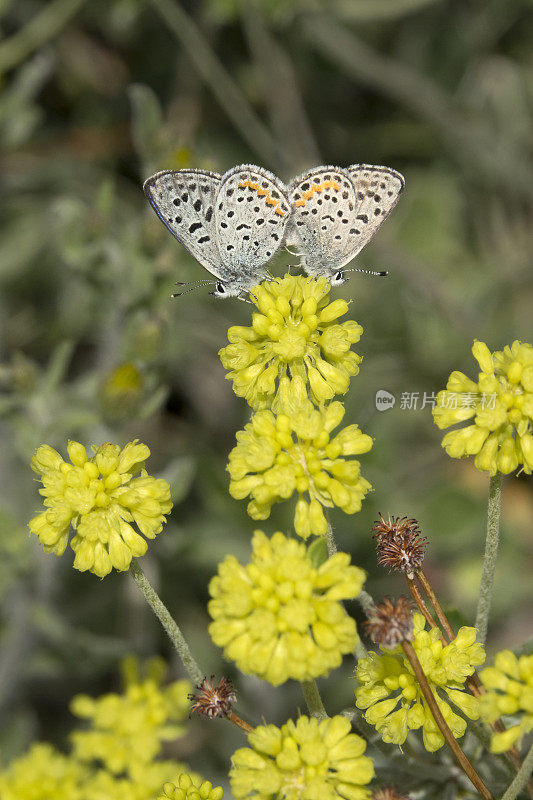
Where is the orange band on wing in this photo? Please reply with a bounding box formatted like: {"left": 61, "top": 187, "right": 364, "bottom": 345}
{"left": 294, "top": 179, "right": 341, "bottom": 207}
{"left": 238, "top": 180, "right": 286, "bottom": 216}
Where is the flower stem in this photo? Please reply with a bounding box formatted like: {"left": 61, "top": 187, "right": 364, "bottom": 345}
{"left": 416, "top": 568, "right": 454, "bottom": 642}
{"left": 301, "top": 680, "right": 328, "bottom": 720}
{"left": 227, "top": 711, "right": 254, "bottom": 733}
{"left": 501, "top": 742, "right": 533, "bottom": 800}
{"left": 406, "top": 575, "right": 447, "bottom": 644}
{"left": 475, "top": 473, "right": 503, "bottom": 644}
{"left": 401, "top": 640, "right": 495, "bottom": 800}
{"left": 130, "top": 559, "right": 203, "bottom": 685}
{"left": 325, "top": 519, "right": 337, "bottom": 556}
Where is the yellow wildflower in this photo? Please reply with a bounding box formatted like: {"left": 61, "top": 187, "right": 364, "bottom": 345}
{"left": 228, "top": 377, "right": 372, "bottom": 538}
{"left": 84, "top": 762, "right": 197, "bottom": 800}
{"left": 355, "top": 613, "right": 485, "bottom": 751}
{"left": 433, "top": 340, "right": 533, "bottom": 475}
{"left": 29, "top": 439, "right": 172, "bottom": 577}
{"left": 219, "top": 274, "right": 363, "bottom": 409}
{"left": 71, "top": 658, "right": 190, "bottom": 773}
{"left": 208, "top": 530, "right": 365, "bottom": 686}
{"left": 480, "top": 650, "right": 533, "bottom": 752}
{"left": 230, "top": 715, "right": 374, "bottom": 800}
{"left": 158, "top": 773, "right": 224, "bottom": 800}
{"left": 0, "top": 743, "right": 87, "bottom": 800}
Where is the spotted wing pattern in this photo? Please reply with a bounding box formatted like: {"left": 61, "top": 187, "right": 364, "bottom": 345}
{"left": 214, "top": 165, "right": 291, "bottom": 290}
{"left": 143, "top": 169, "right": 222, "bottom": 277}
{"left": 288, "top": 166, "right": 359, "bottom": 278}
{"left": 346, "top": 164, "right": 404, "bottom": 252}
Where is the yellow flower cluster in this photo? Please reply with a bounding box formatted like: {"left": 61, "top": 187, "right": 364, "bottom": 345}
{"left": 433, "top": 340, "right": 533, "bottom": 474}
{"left": 158, "top": 774, "right": 224, "bottom": 800}
{"left": 208, "top": 530, "right": 365, "bottom": 685}
{"left": 221, "top": 275, "right": 373, "bottom": 539}
{"left": 220, "top": 275, "right": 362, "bottom": 410}
{"left": 71, "top": 658, "right": 190, "bottom": 773}
{"left": 0, "top": 660, "right": 208, "bottom": 800}
{"left": 29, "top": 439, "right": 172, "bottom": 577}
{"left": 0, "top": 743, "right": 87, "bottom": 800}
{"left": 228, "top": 377, "right": 372, "bottom": 538}
{"left": 230, "top": 715, "right": 374, "bottom": 800}
{"left": 355, "top": 613, "right": 485, "bottom": 751}
{"left": 480, "top": 650, "right": 533, "bottom": 752}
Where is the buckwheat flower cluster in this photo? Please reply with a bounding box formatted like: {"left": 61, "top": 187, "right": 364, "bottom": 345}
{"left": 355, "top": 613, "right": 485, "bottom": 751}
{"left": 158, "top": 774, "right": 224, "bottom": 800}
{"left": 84, "top": 762, "right": 197, "bottom": 800}
{"left": 230, "top": 715, "right": 374, "bottom": 800}
{"left": 228, "top": 377, "right": 372, "bottom": 538}
{"left": 29, "top": 439, "right": 172, "bottom": 577}
{"left": 208, "top": 530, "right": 366, "bottom": 686}
{"left": 433, "top": 340, "right": 533, "bottom": 474}
{"left": 479, "top": 650, "right": 533, "bottom": 753}
{"left": 0, "top": 744, "right": 87, "bottom": 800}
{"left": 70, "top": 664, "right": 190, "bottom": 773}
{"left": 220, "top": 274, "right": 363, "bottom": 409}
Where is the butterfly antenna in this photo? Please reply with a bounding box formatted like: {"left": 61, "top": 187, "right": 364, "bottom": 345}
{"left": 345, "top": 267, "right": 388, "bottom": 277}
{"left": 174, "top": 279, "right": 216, "bottom": 287}
{"left": 171, "top": 282, "right": 216, "bottom": 298}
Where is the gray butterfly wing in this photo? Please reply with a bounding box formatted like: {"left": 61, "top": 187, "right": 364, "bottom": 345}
{"left": 346, "top": 164, "right": 404, "bottom": 252}
{"left": 288, "top": 166, "right": 360, "bottom": 279}
{"left": 143, "top": 169, "right": 223, "bottom": 278}
{"left": 214, "top": 164, "right": 291, "bottom": 293}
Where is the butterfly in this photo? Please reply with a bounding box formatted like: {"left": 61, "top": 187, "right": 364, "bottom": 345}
{"left": 143, "top": 164, "right": 291, "bottom": 298}
{"left": 287, "top": 164, "right": 404, "bottom": 285}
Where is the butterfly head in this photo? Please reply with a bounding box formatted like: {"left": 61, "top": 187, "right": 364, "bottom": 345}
{"left": 330, "top": 270, "right": 349, "bottom": 287}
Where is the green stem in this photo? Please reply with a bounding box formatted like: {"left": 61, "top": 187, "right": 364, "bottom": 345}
{"left": 326, "top": 518, "right": 375, "bottom": 614}
{"left": 501, "top": 743, "right": 533, "bottom": 800}
{"left": 130, "top": 560, "right": 203, "bottom": 685}
{"left": 475, "top": 473, "right": 503, "bottom": 644}
{"left": 301, "top": 680, "right": 328, "bottom": 720}
{"left": 325, "top": 519, "right": 337, "bottom": 556}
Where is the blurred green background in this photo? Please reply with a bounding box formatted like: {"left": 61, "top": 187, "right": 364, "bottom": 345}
{"left": 1, "top": 0, "right": 532, "bottom": 788}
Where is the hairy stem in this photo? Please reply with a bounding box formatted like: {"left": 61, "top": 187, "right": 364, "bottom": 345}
{"left": 301, "top": 680, "right": 328, "bottom": 720}
{"left": 501, "top": 743, "right": 533, "bottom": 800}
{"left": 402, "top": 640, "right": 495, "bottom": 800}
{"left": 130, "top": 560, "right": 203, "bottom": 685}
{"left": 475, "top": 473, "right": 503, "bottom": 644}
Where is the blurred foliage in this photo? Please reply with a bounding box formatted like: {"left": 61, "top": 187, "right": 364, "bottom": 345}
{"left": 0, "top": 0, "right": 532, "bottom": 794}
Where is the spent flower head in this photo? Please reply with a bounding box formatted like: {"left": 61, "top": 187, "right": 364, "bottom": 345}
{"left": 433, "top": 339, "right": 533, "bottom": 474}
{"left": 188, "top": 676, "right": 236, "bottom": 720}
{"left": 220, "top": 274, "right": 363, "bottom": 409}
{"left": 208, "top": 530, "right": 365, "bottom": 686}
{"left": 70, "top": 657, "right": 190, "bottom": 774}
{"left": 364, "top": 597, "right": 414, "bottom": 649}
{"left": 372, "top": 515, "right": 427, "bottom": 577}
{"left": 373, "top": 790, "right": 410, "bottom": 800}
{"left": 355, "top": 612, "right": 485, "bottom": 751}
{"left": 480, "top": 650, "right": 533, "bottom": 753}
{"left": 29, "top": 439, "right": 172, "bottom": 577}
{"left": 230, "top": 715, "right": 374, "bottom": 800}
{"left": 228, "top": 376, "right": 372, "bottom": 538}
{"left": 158, "top": 774, "right": 223, "bottom": 800}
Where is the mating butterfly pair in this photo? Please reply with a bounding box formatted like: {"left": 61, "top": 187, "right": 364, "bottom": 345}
{"left": 143, "top": 163, "right": 404, "bottom": 298}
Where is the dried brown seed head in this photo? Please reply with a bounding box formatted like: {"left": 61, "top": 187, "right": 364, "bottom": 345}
{"left": 364, "top": 596, "right": 414, "bottom": 649}
{"left": 188, "top": 675, "right": 236, "bottom": 719}
{"left": 372, "top": 514, "right": 426, "bottom": 577}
